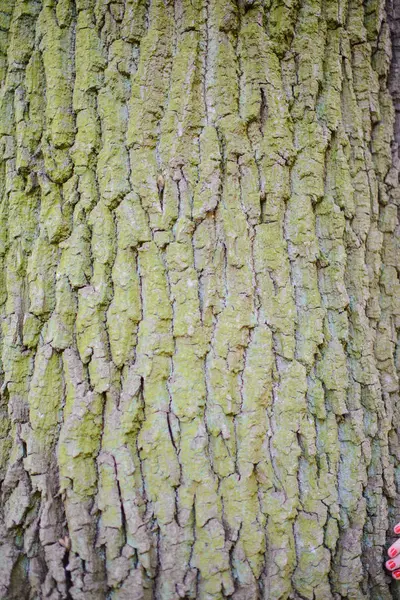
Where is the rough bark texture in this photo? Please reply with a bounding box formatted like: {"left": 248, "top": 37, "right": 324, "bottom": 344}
{"left": 0, "top": 0, "right": 400, "bottom": 598}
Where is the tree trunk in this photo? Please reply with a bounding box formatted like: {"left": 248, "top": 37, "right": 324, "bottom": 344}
{"left": 0, "top": 0, "right": 399, "bottom": 598}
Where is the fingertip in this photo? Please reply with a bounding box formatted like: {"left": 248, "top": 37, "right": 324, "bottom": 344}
{"left": 394, "top": 524, "right": 400, "bottom": 535}
{"left": 392, "top": 569, "right": 400, "bottom": 580}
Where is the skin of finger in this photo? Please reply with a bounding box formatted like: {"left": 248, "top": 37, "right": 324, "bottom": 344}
{"left": 385, "top": 557, "right": 400, "bottom": 570}
{"left": 392, "top": 570, "right": 400, "bottom": 580}
{"left": 388, "top": 539, "right": 400, "bottom": 558}
{"left": 394, "top": 522, "right": 400, "bottom": 534}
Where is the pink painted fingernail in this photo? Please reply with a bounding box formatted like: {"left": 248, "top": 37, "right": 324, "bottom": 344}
{"left": 390, "top": 548, "right": 398, "bottom": 558}
{"left": 395, "top": 525, "right": 400, "bottom": 534}
{"left": 387, "top": 560, "right": 396, "bottom": 569}
{"left": 393, "top": 570, "right": 400, "bottom": 579}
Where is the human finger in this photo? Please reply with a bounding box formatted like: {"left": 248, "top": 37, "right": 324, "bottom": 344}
{"left": 392, "top": 569, "right": 400, "bottom": 580}
{"left": 388, "top": 539, "right": 400, "bottom": 559}
{"left": 385, "top": 555, "right": 400, "bottom": 571}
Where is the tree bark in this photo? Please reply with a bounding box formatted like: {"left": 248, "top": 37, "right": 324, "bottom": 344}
{"left": 0, "top": 0, "right": 399, "bottom": 598}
